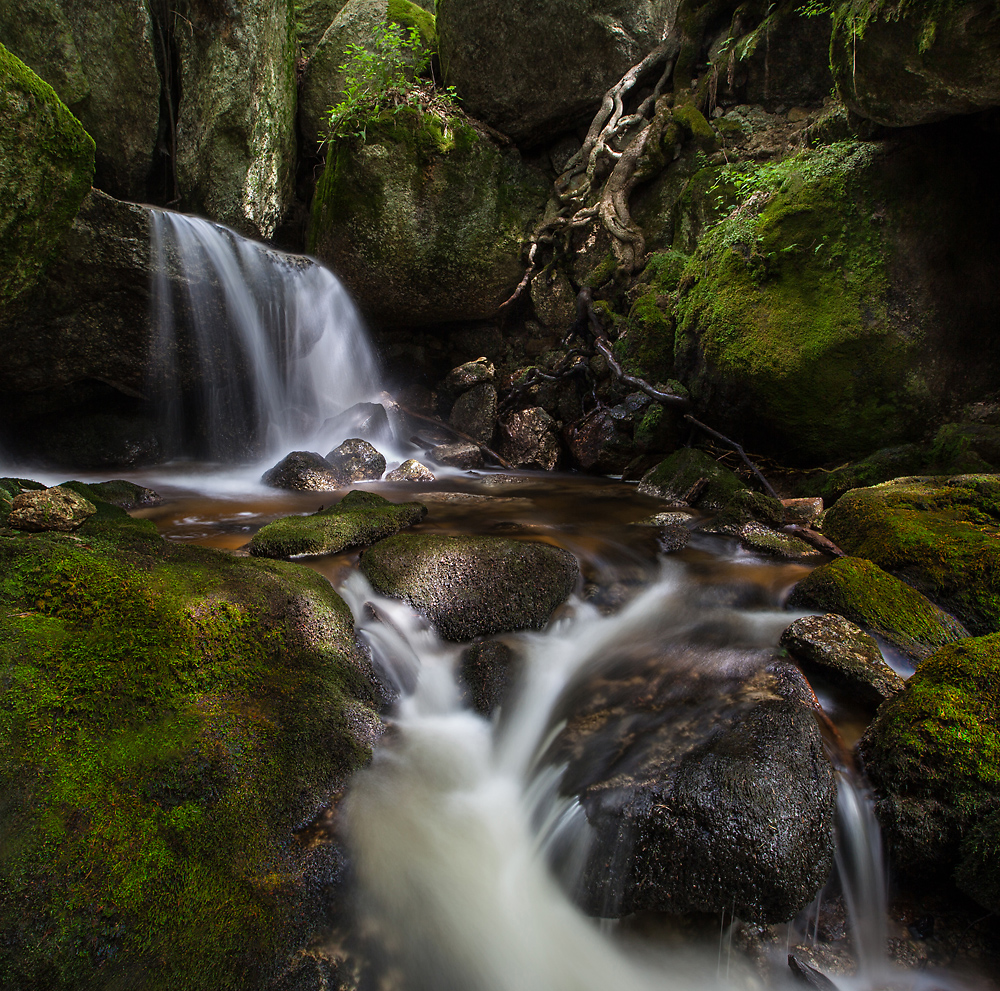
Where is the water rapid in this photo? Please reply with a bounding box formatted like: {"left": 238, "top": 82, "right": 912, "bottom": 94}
{"left": 149, "top": 210, "right": 384, "bottom": 462}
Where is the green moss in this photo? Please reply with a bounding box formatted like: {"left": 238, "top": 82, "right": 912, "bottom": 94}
{"left": 249, "top": 489, "right": 427, "bottom": 558}
{"left": 789, "top": 555, "right": 968, "bottom": 659}
{"left": 859, "top": 632, "right": 1000, "bottom": 903}
{"left": 674, "top": 142, "right": 923, "bottom": 463}
{"left": 637, "top": 447, "right": 746, "bottom": 509}
{"left": 0, "top": 488, "right": 378, "bottom": 989}
{"left": 386, "top": 0, "right": 436, "bottom": 46}
{"left": 823, "top": 475, "right": 1000, "bottom": 635}
{"left": 0, "top": 42, "right": 94, "bottom": 309}
{"left": 671, "top": 102, "right": 717, "bottom": 151}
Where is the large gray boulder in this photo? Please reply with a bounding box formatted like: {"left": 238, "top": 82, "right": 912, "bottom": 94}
{"left": 831, "top": 1, "right": 1000, "bottom": 127}
{"left": 0, "top": 0, "right": 160, "bottom": 201}
{"left": 308, "top": 106, "right": 548, "bottom": 326}
{"left": 174, "top": 0, "right": 297, "bottom": 238}
{"left": 436, "top": 0, "right": 672, "bottom": 144}
{"left": 547, "top": 650, "right": 836, "bottom": 922}
{"left": 360, "top": 534, "right": 579, "bottom": 639}
{"left": 299, "top": 0, "right": 436, "bottom": 146}
{"left": 0, "top": 42, "right": 94, "bottom": 312}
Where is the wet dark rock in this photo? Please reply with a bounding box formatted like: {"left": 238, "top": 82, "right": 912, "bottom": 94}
{"left": 564, "top": 409, "right": 634, "bottom": 475}
{"left": 442, "top": 358, "right": 495, "bottom": 398}
{"left": 322, "top": 402, "right": 393, "bottom": 446}
{"left": 360, "top": 534, "right": 579, "bottom": 640}
{"left": 733, "top": 523, "right": 823, "bottom": 561}
{"left": 384, "top": 459, "right": 435, "bottom": 482}
{"left": 431, "top": 442, "right": 484, "bottom": 469}
{"left": 629, "top": 512, "right": 693, "bottom": 554}
{"left": 459, "top": 640, "right": 515, "bottom": 715}
{"left": 449, "top": 383, "right": 497, "bottom": 445}
{"left": 325, "top": 438, "right": 386, "bottom": 482}
{"left": 249, "top": 490, "right": 426, "bottom": 559}
{"left": 780, "top": 613, "right": 905, "bottom": 707}
{"left": 858, "top": 633, "right": 1000, "bottom": 912}
{"left": 788, "top": 556, "right": 968, "bottom": 662}
{"left": 498, "top": 407, "right": 561, "bottom": 471}
{"left": 8, "top": 485, "right": 96, "bottom": 532}
{"left": 782, "top": 498, "right": 824, "bottom": 526}
{"left": 637, "top": 448, "right": 744, "bottom": 509}
{"left": 262, "top": 451, "right": 350, "bottom": 492}
{"left": 548, "top": 650, "right": 836, "bottom": 922}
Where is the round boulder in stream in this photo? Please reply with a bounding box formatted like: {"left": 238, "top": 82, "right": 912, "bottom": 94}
{"left": 546, "top": 650, "right": 836, "bottom": 923}
{"left": 360, "top": 534, "right": 579, "bottom": 640}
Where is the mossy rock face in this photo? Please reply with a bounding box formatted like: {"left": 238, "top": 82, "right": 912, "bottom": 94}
{"left": 0, "top": 484, "right": 383, "bottom": 990}
{"left": 59, "top": 478, "right": 162, "bottom": 511}
{"left": 249, "top": 489, "right": 427, "bottom": 558}
{"left": 672, "top": 131, "right": 1000, "bottom": 464}
{"left": 858, "top": 633, "right": 1000, "bottom": 911}
{"left": 0, "top": 42, "right": 94, "bottom": 312}
{"left": 830, "top": 0, "right": 1000, "bottom": 128}
{"left": 308, "top": 105, "right": 548, "bottom": 326}
{"left": 299, "top": 0, "right": 437, "bottom": 145}
{"left": 359, "top": 533, "right": 579, "bottom": 640}
{"left": 637, "top": 448, "right": 745, "bottom": 510}
{"left": 174, "top": 0, "right": 297, "bottom": 238}
{"left": 822, "top": 475, "right": 1000, "bottom": 636}
{"left": 0, "top": 1, "right": 160, "bottom": 200}
{"left": 788, "top": 555, "right": 968, "bottom": 660}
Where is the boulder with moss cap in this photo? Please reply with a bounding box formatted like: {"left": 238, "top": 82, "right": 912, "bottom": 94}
{"left": 249, "top": 490, "right": 426, "bottom": 558}
{"left": 360, "top": 533, "right": 579, "bottom": 640}
{"left": 788, "top": 556, "right": 968, "bottom": 661}
{"left": 858, "top": 633, "right": 1000, "bottom": 912}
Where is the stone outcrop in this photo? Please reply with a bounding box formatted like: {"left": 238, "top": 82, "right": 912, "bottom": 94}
{"left": 308, "top": 105, "right": 548, "bottom": 326}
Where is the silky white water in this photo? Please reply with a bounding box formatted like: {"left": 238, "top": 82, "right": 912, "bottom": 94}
{"left": 148, "top": 210, "right": 388, "bottom": 462}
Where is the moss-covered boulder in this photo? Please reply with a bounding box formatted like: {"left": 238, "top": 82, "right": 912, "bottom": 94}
{"left": 359, "top": 533, "right": 579, "bottom": 640}
{"left": 436, "top": 0, "right": 672, "bottom": 144}
{"left": 299, "top": 0, "right": 437, "bottom": 146}
{"left": 249, "top": 489, "right": 426, "bottom": 558}
{"left": 0, "top": 42, "right": 94, "bottom": 312}
{"left": 174, "top": 0, "right": 297, "bottom": 238}
{"left": 858, "top": 634, "right": 1000, "bottom": 911}
{"left": 822, "top": 475, "right": 1000, "bottom": 636}
{"left": 0, "top": 1, "right": 160, "bottom": 200}
{"left": 0, "top": 486, "right": 383, "bottom": 989}
{"left": 788, "top": 556, "right": 968, "bottom": 660}
{"left": 637, "top": 447, "right": 745, "bottom": 509}
{"left": 308, "top": 104, "right": 548, "bottom": 325}
{"left": 830, "top": 0, "right": 1000, "bottom": 128}
{"left": 670, "top": 133, "right": 1000, "bottom": 463}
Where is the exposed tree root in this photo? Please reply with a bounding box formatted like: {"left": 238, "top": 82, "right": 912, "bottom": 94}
{"left": 393, "top": 404, "right": 514, "bottom": 469}
{"left": 683, "top": 414, "right": 779, "bottom": 499}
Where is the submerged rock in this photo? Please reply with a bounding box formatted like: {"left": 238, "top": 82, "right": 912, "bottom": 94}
{"left": 859, "top": 634, "right": 1000, "bottom": 912}
{"left": 325, "top": 437, "right": 387, "bottom": 482}
{"left": 8, "top": 485, "right": 96, "bottom": 532}
{"left": 459, "top": 639, "right": 515, "bottom": 715}
{"left": 780, "top": 613, "right": 905, "bottom": 707}
{"left": 0, "top": 482, "right": 384, "bottom": 987}
{"left": 262, "top": 451, "right": 350, "bottom": 491}
{"left": 548, "top": 651, "right": 836, "bottom": 922}
{"left": 788, "top": 556, "right": 968, "bottom": 661}
{"left": 359, "top": 534, "right": 579, "bottom": 640}
{"left": 249, "top": 490, "right": 426, "bottom": 558}
{"left": 822, "top": 474, "right": 1000, "bottom": 636}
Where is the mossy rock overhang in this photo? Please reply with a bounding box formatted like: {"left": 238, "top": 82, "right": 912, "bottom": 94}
{"left": 830, "top": 0, "right": 1000, "bottom": 128}
{"left": 307, "top": 104, "right": 549, "bottom": 327}
{"left": 0, "top": 42, "right": 94, "bottom": 312}
{"left": 249, "top": 489, "right": 427, "bottom": 558}
{"left": 822, "top": 474, "right": 1000, "bottom": 636}
{"left": 858, "top": 632, "right": 1000, "bottom": 911}
{"left": 359, "top": 533, "right": 580, "bottom": 640}
{"left": 667, "top": 122, "right": 1000, "bottom": 465}
{"left": 0, "top": 482, "right": 382, "bottom": 990}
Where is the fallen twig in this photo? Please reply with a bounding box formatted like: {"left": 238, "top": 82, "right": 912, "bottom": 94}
{"left": 683, "top": 414, "right": 779, "bottom": 500}
{"left": 392, "top": 403, "right": 514, "bottom": 469}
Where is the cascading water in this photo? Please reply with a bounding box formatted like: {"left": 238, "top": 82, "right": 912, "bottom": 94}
{"left": 149, "top": 210, "right": 384, "bottom": 462}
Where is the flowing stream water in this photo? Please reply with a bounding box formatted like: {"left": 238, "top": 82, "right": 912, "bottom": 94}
{"left": 8, "top": 215, "right": 994, "bottom": 990}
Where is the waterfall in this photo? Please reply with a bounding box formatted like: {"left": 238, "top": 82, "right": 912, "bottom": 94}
{"left": 149, "top": 210, "right": 383, "bottom": 462}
